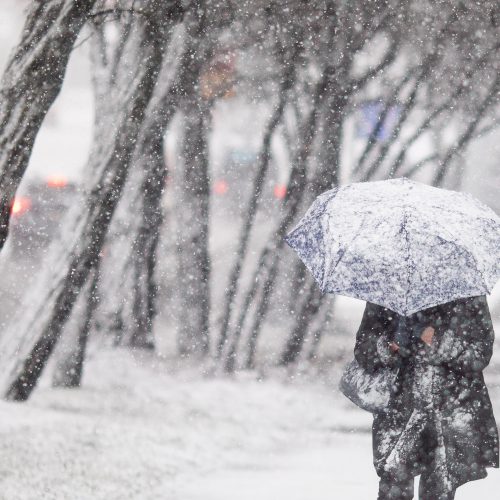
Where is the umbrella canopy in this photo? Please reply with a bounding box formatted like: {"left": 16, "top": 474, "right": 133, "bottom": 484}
{"left": 285, "top": 178, "right": 500, "bottom": 316}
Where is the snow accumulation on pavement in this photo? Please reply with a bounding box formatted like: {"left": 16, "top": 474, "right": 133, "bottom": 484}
{"left": 0, "top": 343, "right": 499, "bottom": 500}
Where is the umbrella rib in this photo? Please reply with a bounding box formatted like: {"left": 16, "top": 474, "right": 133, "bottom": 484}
{"left": 322, "top": 211, "right": 372, "bottom": 290}
{"left": 438, "top": 219, "right": 492, "bottom": 289}
{"left": 413, "top": 220, "right": 490, "bottom": 293}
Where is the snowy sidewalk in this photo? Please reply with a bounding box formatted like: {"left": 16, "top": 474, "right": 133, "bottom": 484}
{"left": 182, "top": 432, "right": 379, "bottom": 500}
{"left": 0, "top": 348, "right": 499, "bottom": 500}
{"left": 183, "top": 434, "right": 500, "bottom": 500}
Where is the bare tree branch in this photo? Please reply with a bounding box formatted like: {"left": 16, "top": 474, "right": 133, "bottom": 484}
{"left": 433, "top": 73, "right": 500, "bottom": 186}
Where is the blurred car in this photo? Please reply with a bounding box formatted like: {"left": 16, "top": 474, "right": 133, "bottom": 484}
{"left": 8, "top": 175, "right": 80, "bottom": 256}
{"left": 212, "top": 148, "right": 287, "bottom": 213}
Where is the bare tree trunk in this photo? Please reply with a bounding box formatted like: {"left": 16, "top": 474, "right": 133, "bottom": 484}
{"left": 0, "top": 0, "right": 96, "bottom": 249}
{"left": 307, "top": 298, "right": 334, "bottom": 362}
{"left": 175, "top": 103, "right": 211, "bottom": 356}
{"left": 52, "top": 263, "right": 100, "bottom": 388}
{"left": 170, "top": 6, "right": 219, "bottom": 357}
{"left": 129, "top": 134, "right": 166, "bottom": 349}
{"left": 223, "top": 247, "right": 268, "bottom": 371}
{"left": 244, "top": 254, "right": 280, "bottom": 370}
{"left": 3, "top": 3, "right": 183, "bottom": 401}
{"left": 280, "top": 279, "right": 322, "bottom": 366}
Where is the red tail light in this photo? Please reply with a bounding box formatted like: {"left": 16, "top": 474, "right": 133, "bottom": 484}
{"left": 273, "top": 184, "right": 287, "bottom": 199}
{"left": 47, "top": 175, "right": 68, "bottom": 188}
{"left": 214, "top": 179, "right": 229, "bottom": 195}
{"left": 11, "top": 197, "right": 32, "bottom": 216}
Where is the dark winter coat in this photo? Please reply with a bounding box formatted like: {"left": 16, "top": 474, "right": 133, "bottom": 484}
{"left": 354, "top": 296, "right": 499, "bottom": 492}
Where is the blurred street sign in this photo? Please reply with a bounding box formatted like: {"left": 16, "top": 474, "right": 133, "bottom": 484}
{"left": 356, "top": 101, "right": 401, "bottom": 141}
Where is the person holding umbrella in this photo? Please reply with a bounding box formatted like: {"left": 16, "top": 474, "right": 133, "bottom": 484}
{"left": 355, "top": 297, "right": 497, "bottom": 499}
{"left": 285, "top": 178, "right": 499, "bottom": 499}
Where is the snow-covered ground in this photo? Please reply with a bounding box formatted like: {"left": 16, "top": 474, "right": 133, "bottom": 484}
{"left": 1, "top": 346, "right": 499, "bottom": 500}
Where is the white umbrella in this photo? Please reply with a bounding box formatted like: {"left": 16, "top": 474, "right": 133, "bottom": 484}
{"left": 285, "top": 178, "right": 499, "bottom": 315}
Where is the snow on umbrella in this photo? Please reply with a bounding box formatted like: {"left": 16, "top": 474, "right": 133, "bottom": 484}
{"left": 285, "top": 177, "right": 500, "bottom": 316}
